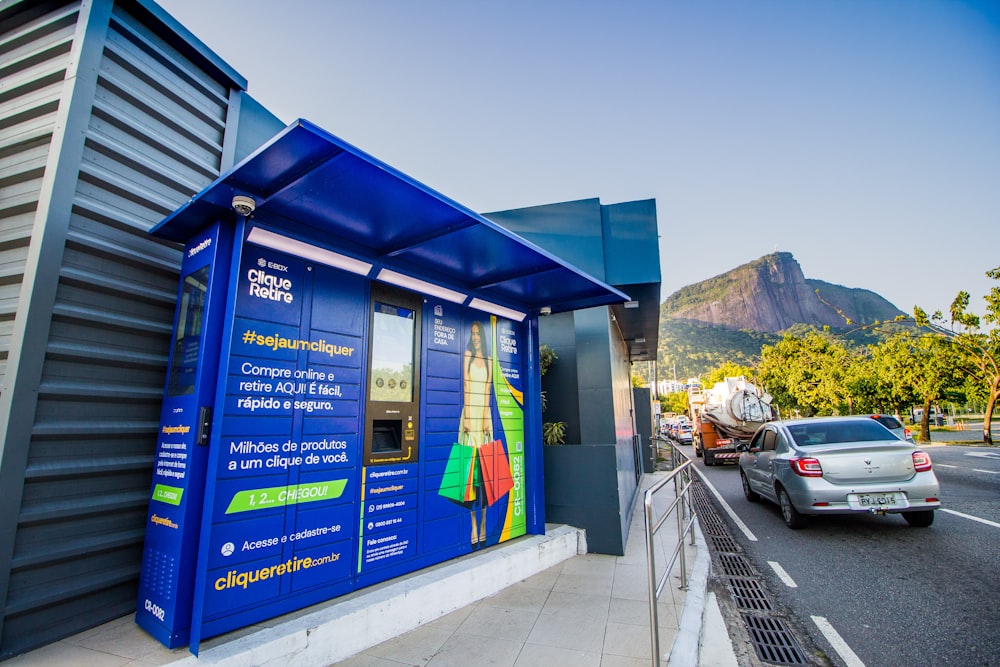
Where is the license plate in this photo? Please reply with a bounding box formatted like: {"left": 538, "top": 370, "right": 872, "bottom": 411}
{"left": 848, "top": 492, "right": 908, "bottom": 510}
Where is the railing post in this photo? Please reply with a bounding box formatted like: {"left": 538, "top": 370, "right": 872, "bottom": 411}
{"left": 674, "top": 471, "right": 688, "bottom": 590}
{"left": 646, "top": 438, "right": 704, "bottom": 666}
{"left": 645, "top": 491, "right": 661, "bottom": 667}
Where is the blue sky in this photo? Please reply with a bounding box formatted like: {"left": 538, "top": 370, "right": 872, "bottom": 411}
{"left": 161, "top": 0, "right": 1000, "bottom": 320}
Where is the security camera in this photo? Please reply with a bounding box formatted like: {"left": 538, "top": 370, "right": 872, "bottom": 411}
{"left": 232, "top": 195, "right": 256, "bottom": 216}
{"left": 539, "top": 306, "right": 552, "bottom": 316}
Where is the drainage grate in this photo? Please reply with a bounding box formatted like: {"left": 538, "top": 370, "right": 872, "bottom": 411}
{"left": 742, "top": 614, "right": 809, "bottom": 665}
{"left": 718, "top": 553, "right": 756, "bottom": 578}
{"left": 726, "top": 577, "right": 774, "bottom": 612}
{"left": 695, "top": 504, "right": 730, "bottom": 536}
{"left": 693, "top": 481, "right": 815, "bottom": 665}
{"left": 709, "top": 533, "right": 740, "bottom": 553}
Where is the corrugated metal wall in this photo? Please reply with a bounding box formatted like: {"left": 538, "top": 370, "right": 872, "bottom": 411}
{"left": 0, "top": 0, "right": 234, "bottom": 657}
{"left": 0, "top": 3, "right": 78, "bottom": 388}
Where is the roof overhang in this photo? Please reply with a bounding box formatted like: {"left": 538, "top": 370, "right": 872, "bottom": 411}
{"left": 152, "top": 119, "right": 628, "bottom": 318}
{"left": 610, "top": 282, "right": 661, "bottom": 362}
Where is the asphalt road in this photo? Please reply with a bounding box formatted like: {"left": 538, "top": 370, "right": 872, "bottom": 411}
{"left": 687, "top": 442, "right": 1000, "bottom": 667}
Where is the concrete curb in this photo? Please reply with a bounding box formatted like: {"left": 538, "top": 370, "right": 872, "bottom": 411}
{"left": 164, "top": 525, "right": 585, "bottom": 666}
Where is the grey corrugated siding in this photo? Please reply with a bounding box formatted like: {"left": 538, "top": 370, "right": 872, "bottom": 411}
{"left": 1, "top": 1, "right": 232, "bottom": 657}
{"left": 0, "top": 3, "right": 77, "bottom": 389}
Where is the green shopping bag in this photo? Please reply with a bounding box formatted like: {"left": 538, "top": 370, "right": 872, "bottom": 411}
{"left": 438, "top": 440, "right": 478, "bottom": 503}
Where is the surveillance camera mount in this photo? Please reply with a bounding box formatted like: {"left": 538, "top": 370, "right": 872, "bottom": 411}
{"left": 232, "top": 195, "right": 256, "bottom": 217}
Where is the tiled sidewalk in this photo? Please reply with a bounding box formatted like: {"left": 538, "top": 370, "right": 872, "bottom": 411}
{"left": 334, "top": 472, "right": 699, "bottom": 666}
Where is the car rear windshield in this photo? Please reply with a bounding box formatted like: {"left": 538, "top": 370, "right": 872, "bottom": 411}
{"left": 871, "top": 415, "right": 902, "bottom": 430}
{"left": 786, "top": 420, "right": 897, "bottom": 446}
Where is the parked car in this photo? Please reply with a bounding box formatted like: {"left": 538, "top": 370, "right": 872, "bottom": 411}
{"left": 867, "top": 414, "right": 913, "bottom": 442}
{"left": 738, "top": 416, "right": 940, "bottom": 529}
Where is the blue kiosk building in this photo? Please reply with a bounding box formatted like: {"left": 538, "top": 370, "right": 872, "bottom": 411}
{"left": 135, "top": 120, "right": 632, "bottom": 650}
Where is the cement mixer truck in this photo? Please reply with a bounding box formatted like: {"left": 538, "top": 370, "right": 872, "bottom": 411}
{"left": 689, "top": 376, "right": 776, "bottom": 466}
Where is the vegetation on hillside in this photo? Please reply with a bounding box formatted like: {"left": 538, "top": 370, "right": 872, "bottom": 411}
{"left": 656, "top": 319, "right": 777, "bottom": 380}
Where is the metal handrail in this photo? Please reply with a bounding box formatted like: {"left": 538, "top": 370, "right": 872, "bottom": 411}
{"left": 645, "top": 436, "right": 701, "bottom": 666}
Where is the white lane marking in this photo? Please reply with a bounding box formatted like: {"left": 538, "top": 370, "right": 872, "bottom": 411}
{"left": 767, "top": 561, "right": 797, "bottom": 588}
{"left": 973, "top": 468, "right": 1000, "bottom": 474}
{"left": 935, "top": 463, "right": 957, "bottom": 468}
{"left": 697, "top": 472, "right": 758, "bottom": 541}
{"left": 812, "top": 615, "right": 866, "bottom": 667}
{"left": 940, "top": 508, "right": 1000, "bottom": 528}
{"left": 966, "top": 451, "right": 1000, "bottom": 459}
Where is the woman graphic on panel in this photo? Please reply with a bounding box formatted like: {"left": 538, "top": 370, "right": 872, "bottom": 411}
{"left": 463, "top": 320, "right": 492, "bottom": 548}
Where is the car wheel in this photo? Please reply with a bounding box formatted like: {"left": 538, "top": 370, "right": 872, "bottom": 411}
{"left": 778, "top": 486, "right": 806, "bottom": 529}
{"left": 740, "top": 471, "right": 759, "bottom": 502}
{"left": 903, "top": 510, "right": 934, "bottom": 527}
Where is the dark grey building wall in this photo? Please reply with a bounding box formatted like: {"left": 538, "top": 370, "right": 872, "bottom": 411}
{"left": 539, "top": 311, "right": 580, "bottom": 444}
{"left": 575, "top": 307, "right": 616, "bottom": 445}
{"left": 0, "top": 1, "right": 280, "bottom": 658}
{"left": 539, "top": 305, "right": 639, "bottom": 555}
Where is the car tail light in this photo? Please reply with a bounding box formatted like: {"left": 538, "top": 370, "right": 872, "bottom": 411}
{"left": 790, "top": 457, "right": 823, "bottom": 477}
{"left": 912, "top": 450, "right": 933, "bottom": 472}
{"left": 904, "top": 428, "right": 912, "bottom": 440}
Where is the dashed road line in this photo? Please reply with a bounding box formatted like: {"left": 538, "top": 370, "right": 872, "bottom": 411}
{"left": 767, "top": 560, "right": 797, "bottom": 588}
{"left": 812, "top": 615, "right": 866, "bottom": 667}
{"left": 940, "top": 508, "right": 1000, "bottom": 528}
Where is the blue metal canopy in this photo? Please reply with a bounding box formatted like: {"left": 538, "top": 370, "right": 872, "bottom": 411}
{"left": 152, "top": 119, "right": 628, "bottom": 315}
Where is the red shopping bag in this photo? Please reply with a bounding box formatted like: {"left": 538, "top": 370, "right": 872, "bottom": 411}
{"left": 478, "top": 439, "right": 514, "bottom": 506}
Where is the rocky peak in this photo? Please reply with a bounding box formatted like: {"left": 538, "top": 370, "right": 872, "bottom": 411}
{"left": 662, "top": 252, "right": 903, "bottom": 334}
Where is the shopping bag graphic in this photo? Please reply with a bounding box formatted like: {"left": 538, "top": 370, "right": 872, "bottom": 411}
{"left": 438, "top": 441, "right": 477, "bottom": 503}
{"left": 478, "top": 439, "right": 514, "bottom": 506}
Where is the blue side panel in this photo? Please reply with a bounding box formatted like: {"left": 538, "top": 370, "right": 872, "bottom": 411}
{"left": 135, "top": 222, "right": 234, "bottom": 648}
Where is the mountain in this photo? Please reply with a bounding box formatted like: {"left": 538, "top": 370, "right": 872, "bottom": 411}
{"left": 661, "top": 252, "right": 904, "bottom": 334}
{"left": 654, "top": 252, "right": 908, "bottom": 381}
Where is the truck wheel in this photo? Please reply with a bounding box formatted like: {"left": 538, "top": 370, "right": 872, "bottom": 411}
{"left": 704, "top": 451, "right": 715, "bottom": 466}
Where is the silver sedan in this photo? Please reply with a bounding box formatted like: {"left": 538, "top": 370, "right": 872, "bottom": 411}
{"left": 738, "top": 416, "right": 941, "bottom": 529}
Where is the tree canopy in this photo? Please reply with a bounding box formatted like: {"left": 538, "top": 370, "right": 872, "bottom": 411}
{"left": 914, "top": 267, "right": 1000, "bottom": 444}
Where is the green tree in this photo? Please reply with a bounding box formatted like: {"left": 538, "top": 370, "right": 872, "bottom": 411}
{"left": 702, "top": 361, "right": 758, "bottom": 387}
{"left": 915, "top": 267, "right": 1000, "bottom": 444}
{"left": 758, "top": 331, "right": 856, "bottom": 417}
{"left": 660, "top": 391, "right": 689, "bottom": 416}
{"left": 900, "top": 333, "right": 965, "bottom": 441}
{"left": 863, "top": 333, "right": 922, "bottom": 415}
